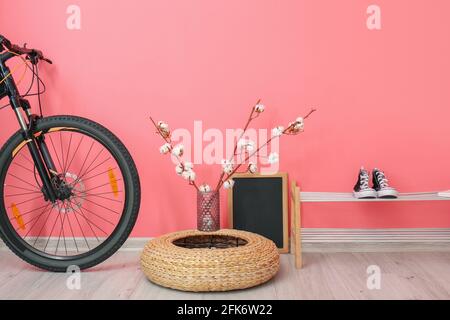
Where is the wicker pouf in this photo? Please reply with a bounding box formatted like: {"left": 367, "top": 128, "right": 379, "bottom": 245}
{"left": 140, "top": 229, "right": 280, "bottom": 292}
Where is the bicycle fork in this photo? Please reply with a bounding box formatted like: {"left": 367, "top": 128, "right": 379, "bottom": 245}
{"left": 2, "top": 62, "right": 59, "bottom": 203}
{"left": 16, "top": 110, "right": 59, "bottom": 203}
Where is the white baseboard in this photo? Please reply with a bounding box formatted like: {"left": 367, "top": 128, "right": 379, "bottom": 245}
{"left": 120, "top": 237, "right": 152, "bottom": 251}
{"left": 0, "top": 237, "right": 153, "bottom": 252}
{"left": 2, "top": 229, "right": 450, "bottom": 253}
{"left": 122, "top": 228, "right": 450, "bottom": 252}
{"left": 302, "top": 228, "right": 450, "bottom": 242}
{"left": 300, "top": 228, "right": 450, "bottom": 252}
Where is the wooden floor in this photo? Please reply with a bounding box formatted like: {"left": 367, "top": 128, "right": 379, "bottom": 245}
{"left": 1, "top": 249, "right": 450, "bottom": 299}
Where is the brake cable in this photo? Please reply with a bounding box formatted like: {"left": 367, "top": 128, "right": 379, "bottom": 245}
{"left": 0, "top": 52, "right": 46, "bottom": 112}
{"left": 0, "top": 50, "right": 29, "bottom": 86}
{"left": 35, "top": 60, "right": 43, "bottom": 117}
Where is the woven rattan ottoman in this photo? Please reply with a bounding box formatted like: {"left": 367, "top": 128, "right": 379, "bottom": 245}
{"left": 140, "top": 229, "right": 280, "bottom": 292}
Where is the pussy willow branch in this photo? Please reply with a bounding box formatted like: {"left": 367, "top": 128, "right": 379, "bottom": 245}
{"left": 216, "top": 108, "right": 317, "bottom": 190}
{"left": 149, "top": 116, "right": 200, "bottom": 192}
{"left": 214, "top": 99, "right": 261, "bottom": 191}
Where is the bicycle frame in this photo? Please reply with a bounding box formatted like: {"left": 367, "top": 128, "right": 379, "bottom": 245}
{"left": 0, "top": 52, "right": 58, "bottom": 202}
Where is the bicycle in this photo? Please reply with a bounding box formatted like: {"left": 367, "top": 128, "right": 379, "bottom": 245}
{"left": 0, "top": 35, "right": 141, "bottom": 272}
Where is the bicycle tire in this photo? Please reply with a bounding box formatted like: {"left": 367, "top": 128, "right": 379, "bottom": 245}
{"left": 0, "top": 115, "right": 141, "bottom": 272}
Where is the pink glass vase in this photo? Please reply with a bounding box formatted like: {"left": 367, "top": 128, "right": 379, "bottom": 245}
{"left": 197, "top": 190, "right": 220, "bottom": 232}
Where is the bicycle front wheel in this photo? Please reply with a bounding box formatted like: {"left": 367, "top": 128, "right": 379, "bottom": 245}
{"left": 0, "top": 115, "right": 140, "bottom": 271}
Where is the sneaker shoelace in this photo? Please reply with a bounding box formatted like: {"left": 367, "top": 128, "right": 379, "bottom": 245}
{"left": 375, "top": 171, "right": 389, "bottom": 188}
{"left": 360, "top": 171, "right": 370, "bottom": 189}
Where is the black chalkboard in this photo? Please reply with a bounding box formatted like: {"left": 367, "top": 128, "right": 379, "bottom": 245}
{"left": 228, "top": 173, "right": 288, "bottom": 252}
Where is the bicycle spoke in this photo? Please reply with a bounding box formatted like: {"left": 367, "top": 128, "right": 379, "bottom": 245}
{"left": 68, "top": 201, "right": 103, "bottom": 239}
{"left": 12, "top": 162, "right": 35, "bottom": 174}
{"left": 81, "top": 180, "right": 122, "bottom": 194}
{"left": 72, "top": 190, "right": 122, "bottom": 203}
{"left": 63, "top": 133, "right": 73, "bottom": 174}
{"left": 78, "top": 167, "right": 118, "bottom": 184}
{"left": 74, "top": 156, "right": 111, "bottom": 185}
{"left": 43, "top": 210, "right": 60, "bottom": 252}
{"left": 69, "top": 200, "right": 109, "bottom": 236}
{"left": 69, "top": 153, "right": 109, "bottom": 188}
{"left": 5, "top": 191, "right": 41, "bottom": 197}
{"left": 33, "top": 206, "right": 55, "bottom": 247}
{"left": 67, "top": 201, "right": 90, "bottom": 250}
{"left": 75, "top": 191, "right": 122, "bottom": 196}
{"left": 19, "top": 153, "right": 34, "bottom": 166}
{"left": 76, "top": 140, "right": 95, "bottom": 180}
{"left": 76, "top": 209, "right": 108, "bottom": 237}
{"left": 81, "top": 197, "right": 121, "bottom": 215}
{"left": 59, "top": 132, "right": 65, "bottom": 173}
{"left": 68, "top": 200, "right": 115, "bottom": 226}
{"left": 48, "top": 135, "right": 64, "bottom": 173}
{"left": 5, "top": 185, "right": 40, "bottom": 193}
{"left": 14, "top": 195, "right": 44, "bottom": 207}
{"left": 65, "top": 135, "right": 84, "bottom": 174}
{"left": 62, "top": 215, "right": 68, "bottom": 255}
{"left": 55, "top": 203, "right": 67, "bottom": 255}
{"left": 21, "top": 204, "right": 51, "bottom": 235}
{"left": 10, "top": 203, "right": 49, "bottom": 220}
{"left": 78, "top": 148, "right": 105, "bottom": 179}
{"left": 7, "top": 173, "right": 40, "bottom": 190}
{"left": 64, "top": 202, "right": 79, "bottom": 253}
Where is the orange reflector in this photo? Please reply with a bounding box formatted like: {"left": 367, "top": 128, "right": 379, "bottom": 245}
{"left": 108, "top": 167, "right": 119, "bottom": 197}
{"left": 11, "top": 203, "right": 25, "bottom": 231}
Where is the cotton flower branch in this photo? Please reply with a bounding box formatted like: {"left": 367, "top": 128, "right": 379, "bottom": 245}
{"left": 214, "top": 107, "right": 316, "bottom": 191}
{"left": 150, "top": 102, "right": 316, "bottom": 193}
{"left": 214, "top": 99, "right": 262, "bottom": 190}
{"left": 149, "top": 116, "right": 200, "bottom": 192}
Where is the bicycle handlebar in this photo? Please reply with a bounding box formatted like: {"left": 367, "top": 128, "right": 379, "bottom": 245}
{"left": 0, "top": 34, "right": 52, "bottom": 64}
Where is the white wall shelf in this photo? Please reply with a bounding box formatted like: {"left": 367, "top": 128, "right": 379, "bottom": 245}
{"left": 300, "top": 192, "right": 450, "bottom": 203}
{"left": 290, "top": 186, "right": 450, "bottom": 270}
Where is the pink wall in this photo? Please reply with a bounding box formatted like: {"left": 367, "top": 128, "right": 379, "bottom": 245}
{"left": 1, "top": 0, "right": 449, "bottom": 236}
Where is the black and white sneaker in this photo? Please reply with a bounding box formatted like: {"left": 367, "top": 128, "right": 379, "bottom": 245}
{"left": 353, "top": 167, "right": 377, "bottom": 199}
{"left": 372, "top": 168, "right": 398, "bottom": 198}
